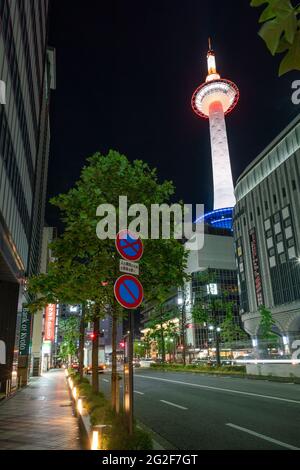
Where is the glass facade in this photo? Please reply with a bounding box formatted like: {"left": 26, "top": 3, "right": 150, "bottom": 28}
{"left": 0, "top": 0, "right": 53, "bottom": 391}
{"left": 191, "top": 268, "right": 242, "bottom": 349}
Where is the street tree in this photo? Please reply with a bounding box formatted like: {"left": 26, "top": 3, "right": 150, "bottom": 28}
{"left": 29, "top": 150, "right": 188, "bottom": 409}
{"left": 251, "top": 0, "right": 300, "bottom": 75}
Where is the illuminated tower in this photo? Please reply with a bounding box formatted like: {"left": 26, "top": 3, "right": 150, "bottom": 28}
{"left": 192, "top": 39, "right": 239, "bottom": 213}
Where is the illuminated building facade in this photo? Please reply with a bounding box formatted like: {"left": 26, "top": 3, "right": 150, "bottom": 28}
{"left": 234, "top": 115, "right": 300, "bottom": 353}
{"left": 0, "top": 1, "right": 55, "bottom": 390}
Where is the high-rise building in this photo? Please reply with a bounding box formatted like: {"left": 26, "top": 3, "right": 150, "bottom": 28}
{"left": 0, "top": 1, "right": 55, "bottom": 392}
{"left": 192, "top": 40, "right": 239, "bottom": 230}
{"left": 234, "top": 115, "right": 300, "bottom": 354}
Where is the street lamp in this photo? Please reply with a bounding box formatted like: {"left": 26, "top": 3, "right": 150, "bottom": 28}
{"left": 208, "top": 325, "right": 221, "bottom": 366}
{"left": 0, "top": 80, "right": 5, "bottom": 104}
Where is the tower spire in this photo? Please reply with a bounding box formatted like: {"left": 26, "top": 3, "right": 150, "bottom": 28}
{"left": 208, "top": 37, "right": 212, "bottom": 52}
{"left": 206, "top": 39, "right": 219, "bottom": 81}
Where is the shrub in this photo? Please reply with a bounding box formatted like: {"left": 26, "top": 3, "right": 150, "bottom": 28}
{"left": 69, "top": 373, "right": 153, "bottom": 450}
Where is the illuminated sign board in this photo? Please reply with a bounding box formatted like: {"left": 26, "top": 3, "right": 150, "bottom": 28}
{"left": 44, "top": 304, "right": 56, "bottom": 342}
{"left": 249, "top": 228, "right": 264, "bottom": 306}
{"left": 19, "top": 308, "right": 32, "bottom": 356}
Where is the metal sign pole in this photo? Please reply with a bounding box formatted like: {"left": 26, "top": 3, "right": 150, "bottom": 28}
{"left": 123, "top": 311, "right": 134, "bottom": 435}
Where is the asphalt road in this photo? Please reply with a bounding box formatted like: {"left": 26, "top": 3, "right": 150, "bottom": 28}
{"left": 98, "top": 369, "right": 300, "bottom": 450}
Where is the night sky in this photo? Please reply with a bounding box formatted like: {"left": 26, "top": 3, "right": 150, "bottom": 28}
{"left": 47, "top": 0, "right": 299, "bottom": 228}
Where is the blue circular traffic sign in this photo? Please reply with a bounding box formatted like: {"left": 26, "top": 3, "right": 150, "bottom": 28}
{"left": 116, "top": 230, "right": 143, "bottom": 261}
{"left": 114, "top": 274, "right": 143, "bottom": 309}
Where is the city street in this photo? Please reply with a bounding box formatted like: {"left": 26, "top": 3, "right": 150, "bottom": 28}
{"left": 99, "top": 370, "right": 300, "bottom": 450}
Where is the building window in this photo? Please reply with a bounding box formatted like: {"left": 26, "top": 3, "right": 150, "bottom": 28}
{"left": 264, "top": 218, "right": 271, "bottom": 230}
{"left": 282, "top": 187, "right": 287, "bottom": 198}
{"left": 285, "top": 227, "right": 293, "bottom": 239}
{"left": 265, "top": 201, "right": 269, "bottom": 210}
{"left": 257, "top": 206, "right": 261, "bottom": 216}
{"left": 273, "top": 194, "right": 277, "bottom": 205}
{"left": 250, "top": 212, "right": 253, "bottom": 222}
{"left": 277, "top": 242, "right": 284, "bottom": 254}
{"left": 269, "top": 247, "right": 275, "bottom": 257}
{"left": 273, "top": 212, "right": 280, "bottom": 223}
{"left": 269, "top": 256, "right": 276, "bottom": 268}
{"left": 282, "top": 206, "right": 290, "bottom": 219}
{"left": 284, "top": 217, "right": 292, "bottom": 228}
{"left": 274, "top": 222, "right": 281, "bottom": 234}
{"left": 279, "top": 253, "right": 286, "bottom": 264}
{"left": 266, "top": 229, "right": 272, "bottom": 238}
{"left": 292, "top": 179, "right": 296, "bottom": 191}
{"left": 288, "top": 247, "right": 296, "bottom": 259}
{"left": 287, "top": 238, "right": 295, "bottom": 248}
{"left": 276, "top": 233, "right": 283, "bottom": 243}
{"left": 243, "top": 217, "right": 246, "bottom": 226}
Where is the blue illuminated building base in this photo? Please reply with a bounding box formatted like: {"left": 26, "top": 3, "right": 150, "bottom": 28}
{"left": 196, "top": 207, "right": 233, "bottom": 231}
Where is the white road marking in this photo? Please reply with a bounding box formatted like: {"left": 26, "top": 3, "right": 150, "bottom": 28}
{"left": 136, "top": 375, "right": 300, "bottom": 405}
{"left": 160, "top": 400, "right": 188, "bottom": 410}
{"left": 226, "top": 423, "right": 300, "bottom": 450}
{"left": 103, "top": 379, "right": 109, "bottom": 383}
{"left": 134, "top": 390, "right": 144, "bottom": 395}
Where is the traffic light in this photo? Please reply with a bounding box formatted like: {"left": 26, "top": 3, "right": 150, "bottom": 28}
{"left": 119, "top": 341, "right": 125, "bottom": 349}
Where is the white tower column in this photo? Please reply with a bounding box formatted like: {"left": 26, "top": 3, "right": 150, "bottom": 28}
{"left": 208, "top": 101, "right": 235, "bottom": 210}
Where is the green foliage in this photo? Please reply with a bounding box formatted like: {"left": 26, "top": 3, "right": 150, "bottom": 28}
{"left": 251, "top": 0, "right": 300, "bottom": 75}
{"left": 258, "top": 305, "right": 277, "bottom": 339}
{"left": 58, "top": 316, "right": 80, "bottom": 359}
{"left": 192, "top": 304, "right": 208, "bottom": 325}
{"left": 28, "top": 150, "right": 188, "bottom": 313}
{"left": 220, "top": 303, "right": 248, "bottom": 344}
{"left": 145, "top": 304, "right": 180, "bottom": 357}
{"left": 150, "top": 363, "right": 246, "bottom": 375}
{"left": 71, "top": 374, "right": 153, "bottom": 450}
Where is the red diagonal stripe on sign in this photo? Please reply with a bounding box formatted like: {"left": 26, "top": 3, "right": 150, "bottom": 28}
{"left": 120, "top": 238, "right": 140, "bottom": 254}
{"left": 122, "top": 279, "right": 138, "bottom": 302}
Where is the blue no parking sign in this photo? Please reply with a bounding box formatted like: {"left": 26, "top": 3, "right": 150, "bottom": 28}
{"left": 116, "top": 230, "right": 143, "bottom": 262}
{"left": 114, "top": 274, "right": 143, "bottom": 309}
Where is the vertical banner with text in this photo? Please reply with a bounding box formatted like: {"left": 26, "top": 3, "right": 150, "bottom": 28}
{"left": 19, "top": 307, "right": 32, "bottom": 357}
{"left": 44, "top": 304, "right": 57, "bottom": 342}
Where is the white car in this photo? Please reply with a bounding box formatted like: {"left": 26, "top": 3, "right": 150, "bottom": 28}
{"left": 139, "top": 359, "right": 156, "bottom": 368}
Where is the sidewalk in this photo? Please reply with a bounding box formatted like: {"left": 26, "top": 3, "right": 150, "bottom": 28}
{"left": 0, "top": 369, "right": 81, "bottom": 450}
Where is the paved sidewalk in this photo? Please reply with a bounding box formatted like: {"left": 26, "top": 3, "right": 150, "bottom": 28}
{"left": 0, "top": 369, "right": 81, "bottom": 450}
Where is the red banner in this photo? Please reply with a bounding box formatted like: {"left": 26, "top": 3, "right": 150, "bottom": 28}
{"left": 44, "top": 304, "right": 56, "bottom": 341}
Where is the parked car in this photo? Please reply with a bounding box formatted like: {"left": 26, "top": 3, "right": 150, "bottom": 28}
{"left": 70, "top": 362, "right": 79, "bottom": 371}
{"left": 140, "top": 358, "right": 156, "bottom": 368}
{"left": 84, "top": 363, "right": 106, "bottom": 374}
{"left": 133, "top": 359, "right": 141, "bottom": 368}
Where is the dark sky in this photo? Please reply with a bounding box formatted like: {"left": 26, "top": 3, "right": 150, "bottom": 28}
{"left": 47, "top": 0, "right": 299, "bottom": 228}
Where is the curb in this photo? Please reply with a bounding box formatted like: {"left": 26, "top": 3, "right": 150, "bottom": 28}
{"left": 136, "top": 420, "right": 175, "bottom": 450}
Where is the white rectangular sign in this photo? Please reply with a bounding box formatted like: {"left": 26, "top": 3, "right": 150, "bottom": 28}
{"left": 119, "top": 260, "right": 139, "bottom": 276}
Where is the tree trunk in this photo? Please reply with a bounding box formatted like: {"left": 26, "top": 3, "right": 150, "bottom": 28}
{"left": 160, "top": 320, "right": 165, "bottom": 363}
{"left": 78, "top": 305, "right": 85, "bottom": 381}
{"left": 92, "top": 317, "right": 99, "bottom": 394}
{"left": 111, "top": 306, "right": 118, "bottom": 410}
{"left": 181, "top": 304, "right": 186, "bottom": 366}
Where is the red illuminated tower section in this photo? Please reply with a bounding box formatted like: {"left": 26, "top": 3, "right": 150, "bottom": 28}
{"left": 192, "top": 40, "right": 239, "bottom": 210}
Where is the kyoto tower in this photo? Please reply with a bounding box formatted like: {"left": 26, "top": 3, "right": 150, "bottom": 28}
{"left": 192, "top": 40, "right": 239, "bottom": 227}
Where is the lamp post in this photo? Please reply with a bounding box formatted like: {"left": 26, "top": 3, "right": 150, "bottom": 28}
{"left": 208, "top": 325, "right": 221, "bottom": 366}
